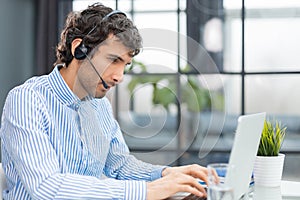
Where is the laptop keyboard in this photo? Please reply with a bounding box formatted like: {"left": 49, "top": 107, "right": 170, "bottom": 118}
{"left": 182, "top": 194, "right": 207, "bottom": 200}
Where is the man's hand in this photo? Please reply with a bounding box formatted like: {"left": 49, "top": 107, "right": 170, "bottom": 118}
{"left": 162, "top": 164, "right": 208, "bottom": 182}
{"left": 146, "top": 164, "right": 208, "bottom": 200}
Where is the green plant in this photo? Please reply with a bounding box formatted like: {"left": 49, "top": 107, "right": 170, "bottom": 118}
{"left": 257, "top": 119, "right": 287, "bottom": 156}
{"left": 126, "top": 60, "right": 224, "bottom": 112}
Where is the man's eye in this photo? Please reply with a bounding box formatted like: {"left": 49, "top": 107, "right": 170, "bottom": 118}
{"left": 109, "top": 57, "right": 118, "bottom": 63}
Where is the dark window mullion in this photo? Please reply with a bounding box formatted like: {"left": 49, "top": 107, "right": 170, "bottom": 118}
{"left": 176, "top": 0, "right": 182, "bottom": 166}
{"left": 241, "top": 0, "right": 245, "bottom": 115}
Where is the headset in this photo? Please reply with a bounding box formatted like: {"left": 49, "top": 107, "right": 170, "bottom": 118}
{"left": 73, "top": 10, "right": 127, "bottom": 89}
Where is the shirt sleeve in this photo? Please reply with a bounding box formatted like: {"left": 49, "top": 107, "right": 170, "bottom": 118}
{"left": 0, "top": 88, "right": 147, "bottom": 200}
{"left": 100, "top": 98, "right": 166, "bottom": 182}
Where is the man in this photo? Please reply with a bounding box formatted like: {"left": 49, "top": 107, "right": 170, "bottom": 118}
{"left": 0, "top": 3, "right": 208, "bottom": 199}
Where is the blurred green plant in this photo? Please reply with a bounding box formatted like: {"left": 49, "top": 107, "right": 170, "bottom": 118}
{"left": 257, "top": 120, "right": 287, "bottom": 157}
{"left": 127, "top": 60, "right": 224, "bottom": 112}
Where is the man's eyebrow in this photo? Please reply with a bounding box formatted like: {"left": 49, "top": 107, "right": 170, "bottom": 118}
{"left": 108, "top": 54, "right": 131, "bottom": 65}
{"left": 108, "top": 54, "right": 124, "bottom": 62}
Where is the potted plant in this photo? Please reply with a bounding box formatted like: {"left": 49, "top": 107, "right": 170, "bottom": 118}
{"left": 253, "top": 119, "right": 287, "bottom": 187}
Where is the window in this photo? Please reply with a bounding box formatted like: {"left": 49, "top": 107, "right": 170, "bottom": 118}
{"left": 71, "top": 0, "right": 300, "bottom": 180}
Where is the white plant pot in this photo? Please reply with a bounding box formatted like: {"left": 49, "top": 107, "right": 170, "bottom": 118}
{"left": 253, "top": 153, "right": 285, "bottom": 187}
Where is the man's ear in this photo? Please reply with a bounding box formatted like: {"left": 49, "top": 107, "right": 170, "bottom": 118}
{"left": 71, "top": 38, "right": 83, "bottom": 57}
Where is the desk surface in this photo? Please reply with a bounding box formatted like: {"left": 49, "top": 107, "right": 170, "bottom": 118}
{"left": 167, "top": 180, "right": 300, "bottom": 200}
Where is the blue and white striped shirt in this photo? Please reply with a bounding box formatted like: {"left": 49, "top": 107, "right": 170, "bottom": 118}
{"left": 0, "top": 66, "right": 164, "bottom": 199}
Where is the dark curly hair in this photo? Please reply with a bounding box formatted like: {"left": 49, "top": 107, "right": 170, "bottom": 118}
{"left": 55, "top": 2, "right": 142, "bottom": 67}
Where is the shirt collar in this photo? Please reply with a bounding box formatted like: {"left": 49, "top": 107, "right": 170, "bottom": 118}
{"left": 48, "top": 66, "right": 81, "bottom": 108}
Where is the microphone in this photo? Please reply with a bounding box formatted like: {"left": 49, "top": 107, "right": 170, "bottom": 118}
{"left": 98, "top": 74, "right": 109, "bottom": 89}
{"left": 84, "top": 54, "right": 109, "bottom": 89}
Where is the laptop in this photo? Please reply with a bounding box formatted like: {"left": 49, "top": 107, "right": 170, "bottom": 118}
{"left": 169, "top": 112, "right": 266, "bottom": 200}
{"left": 225, "top": 112, "right": 265, "bottom": 199}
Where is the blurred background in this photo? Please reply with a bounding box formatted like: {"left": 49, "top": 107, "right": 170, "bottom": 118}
{"left": 1, "top": 0, "right": 300, "bottom": 181}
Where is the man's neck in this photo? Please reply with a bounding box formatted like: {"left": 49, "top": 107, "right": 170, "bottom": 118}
{"left": 59, "top": 62, "right": 87, "bottom": 100}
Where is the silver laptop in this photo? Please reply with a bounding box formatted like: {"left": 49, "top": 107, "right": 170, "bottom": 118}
{"left": 168, "top": 112, "right": 266, "bottom": 200}
{"left": 225, "top": 112, "right": 266, "bottom": 199}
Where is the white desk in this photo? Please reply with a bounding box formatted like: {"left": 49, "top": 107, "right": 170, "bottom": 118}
{"left": 168, "top": 180, "right": 300, "bottom": 200}
{"left": 250, "top": 180, "right": 300, "bottom": 200}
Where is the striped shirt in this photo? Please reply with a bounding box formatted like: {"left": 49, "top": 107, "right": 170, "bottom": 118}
{"left": 0, "top": 66, "right": 164, "bottom": 199}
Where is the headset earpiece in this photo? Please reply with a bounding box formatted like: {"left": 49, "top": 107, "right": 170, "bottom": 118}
{"left": 74, "top": 42, "right": 88, "bottom": 60}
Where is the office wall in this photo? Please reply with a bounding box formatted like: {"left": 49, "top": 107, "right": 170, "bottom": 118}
{"left": 0, "top": 0, "right": 35, "bottom": 118}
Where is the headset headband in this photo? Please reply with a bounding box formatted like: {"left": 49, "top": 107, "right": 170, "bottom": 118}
{"left": 102, "top": 10, "right": 127, "bottom": 21}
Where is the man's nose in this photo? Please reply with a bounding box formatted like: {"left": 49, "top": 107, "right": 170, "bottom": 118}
{"left": 112, "top": 71, "right": 124, "bottom": 84}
